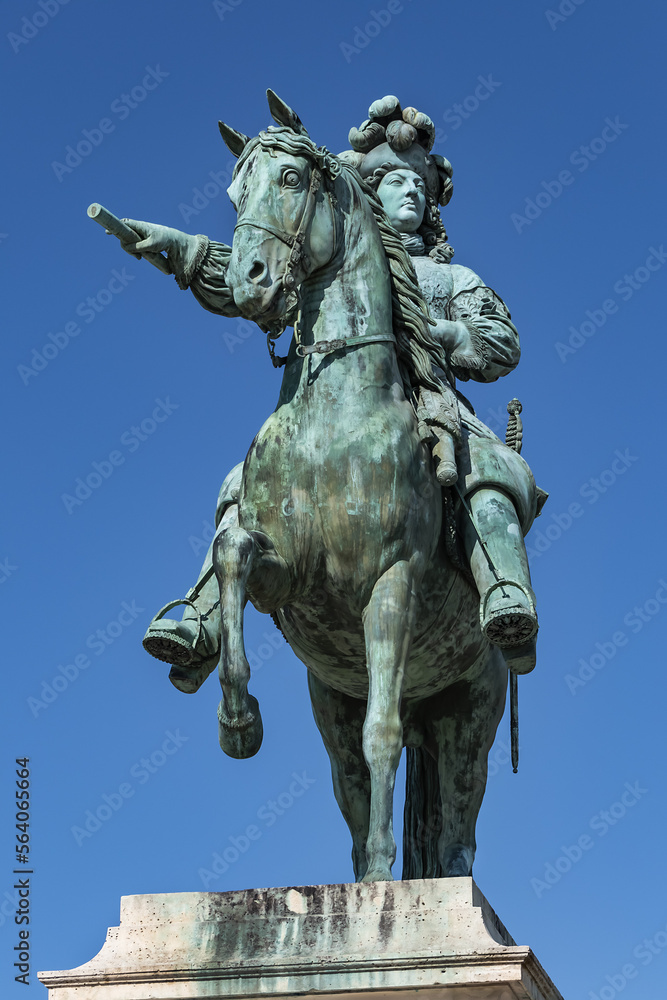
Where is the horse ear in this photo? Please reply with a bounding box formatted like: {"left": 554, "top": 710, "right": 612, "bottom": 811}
{"left": 266, "top": 89, "right": 308, "bottom": 135}
{"left": 218, "top": 121, "right": 250, "bottom": 157}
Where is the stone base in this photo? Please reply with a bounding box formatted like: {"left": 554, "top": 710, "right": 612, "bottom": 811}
{"left": 39, "top": 879, "right": 563, "bottom": 1000}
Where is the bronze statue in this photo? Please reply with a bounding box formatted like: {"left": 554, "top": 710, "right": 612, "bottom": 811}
{"left": 96, "top": 92, "right": 544, "bottom": 881}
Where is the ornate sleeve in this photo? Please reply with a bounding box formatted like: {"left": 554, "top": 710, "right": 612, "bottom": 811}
{"left": 446, "top": 266, "right": 521, "bottom": 383}
{"left": 184, "top": 239, "right": 241, "bottom": 318}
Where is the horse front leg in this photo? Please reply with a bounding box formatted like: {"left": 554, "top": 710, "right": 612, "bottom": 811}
{"left": 361, "top": 559, "right": 417, "bottom": 882}
{"left": 213, "top": 525, "right": 290, "bottom": 759}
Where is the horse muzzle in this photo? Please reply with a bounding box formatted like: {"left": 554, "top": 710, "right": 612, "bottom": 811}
{"left": 227, "top": 230, "right": 292, "bottom": 322}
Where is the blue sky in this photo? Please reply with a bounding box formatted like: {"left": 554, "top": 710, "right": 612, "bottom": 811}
{"left": 2, "top": 1, "right": 666, "bottom": 996}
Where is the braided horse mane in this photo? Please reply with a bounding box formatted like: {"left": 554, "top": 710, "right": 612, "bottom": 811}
{"left": 233, "top": 126, "right": 450, "bottom": 401}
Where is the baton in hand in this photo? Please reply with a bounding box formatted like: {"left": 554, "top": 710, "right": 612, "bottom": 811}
{"left": 87, "top": 203, "right": 173, "bottom": 275}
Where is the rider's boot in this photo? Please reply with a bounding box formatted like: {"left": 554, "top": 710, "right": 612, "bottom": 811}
{"left": 142, "top": 506, "right": 238, "bottom": 692}
{"left": 460, "top": 487, "right": 538, "bottom": 674}
{"left": 142, "top": 546, "right": 221, "bottom": 693}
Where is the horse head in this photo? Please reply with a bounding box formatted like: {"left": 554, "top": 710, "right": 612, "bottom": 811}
{"left": 220, "top": 92, "right": 339, "bottom": 329}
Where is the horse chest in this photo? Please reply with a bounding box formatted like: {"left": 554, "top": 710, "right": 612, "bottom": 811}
{"left": 240, "top": 383, "right": 439, "bottom": 589}
{"left": 246, "top": 389, "right": 424, "bottom": 504}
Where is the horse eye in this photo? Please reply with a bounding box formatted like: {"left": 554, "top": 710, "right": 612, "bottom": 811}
{"left": 283, "top": 169, "right": 301, "bottom": 187}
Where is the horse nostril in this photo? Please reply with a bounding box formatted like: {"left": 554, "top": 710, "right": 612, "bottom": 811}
{"left": 248, "top": 261, "right": 266, "bottom": 282}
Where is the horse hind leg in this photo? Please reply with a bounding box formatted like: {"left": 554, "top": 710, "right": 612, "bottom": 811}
{"left": 213, "top": 525, "right": 290, "bottom": 759}
{"left": 308, "top": 672, "right": 371, "bottom": 881}
{"left": 428, "top": 648, "right": 507, "bottom": 876}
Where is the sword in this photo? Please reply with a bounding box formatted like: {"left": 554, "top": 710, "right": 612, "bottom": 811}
{"left": 87, "top": 203, "right": 172, "bottom": 276}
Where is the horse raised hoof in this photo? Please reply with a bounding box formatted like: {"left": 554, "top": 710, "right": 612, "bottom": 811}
{"left": 217, "top": 695, "right": 263, "bottom": 759}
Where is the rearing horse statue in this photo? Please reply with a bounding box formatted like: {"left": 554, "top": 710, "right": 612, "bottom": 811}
{"left": 212, "top": 102, "right": 509, "bottom": 882}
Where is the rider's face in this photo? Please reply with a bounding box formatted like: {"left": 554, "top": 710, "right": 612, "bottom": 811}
{"left": 377, "top": 169, "right": 426, "bottom": 233}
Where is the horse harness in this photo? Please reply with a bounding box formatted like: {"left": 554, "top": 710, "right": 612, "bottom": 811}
{"left": 234, "top": 157, "right": 397, "bottom": 368}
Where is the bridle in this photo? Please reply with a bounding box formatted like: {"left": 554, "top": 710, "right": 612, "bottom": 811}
{"left": 234, "top": 164, "right": 332, "bottom": 295}
{"left": 233, "top": 145, "right": 339, "bottom": 365}
{"left": 232, "top": 136, "right": 396, "bottom": 367}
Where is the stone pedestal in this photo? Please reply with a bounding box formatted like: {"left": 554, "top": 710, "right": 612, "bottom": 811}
{"left": 39, "top": 879, "right": 563, "bottom": 1000}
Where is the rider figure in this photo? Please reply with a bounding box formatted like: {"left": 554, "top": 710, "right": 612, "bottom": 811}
{"left": 120, "top": 96, "right": 542, "bottom": 690}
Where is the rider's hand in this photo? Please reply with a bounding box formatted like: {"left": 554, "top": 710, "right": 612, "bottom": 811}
{"left": 431, "top": 319, "right": 466, "bottom": 353}
{"left": 431, "top": 319, "right": 484, "bottom": 369}
{"left": 111, "top": 220, "right": 202, "bottom": 280}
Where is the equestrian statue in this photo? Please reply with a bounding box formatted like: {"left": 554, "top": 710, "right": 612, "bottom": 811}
{"left": 90, "top": 92, "right": 546, "bottom": 882}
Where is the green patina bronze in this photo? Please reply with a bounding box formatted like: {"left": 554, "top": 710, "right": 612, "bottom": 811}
{"left": 93, "top": 92, "right": 544, "bottom": 882}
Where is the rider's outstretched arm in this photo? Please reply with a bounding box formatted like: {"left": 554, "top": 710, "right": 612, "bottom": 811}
{"left": 116, "top": 220, "right": 241, "bottom": 318}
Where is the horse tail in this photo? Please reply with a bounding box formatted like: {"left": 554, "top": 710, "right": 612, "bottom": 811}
{"left": 402, "top": 746, "right": 446, "bottom": 879}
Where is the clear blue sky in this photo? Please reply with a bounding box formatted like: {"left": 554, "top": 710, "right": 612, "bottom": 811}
{"left": 2, "top": 1, "right": 666, "bottom": 996}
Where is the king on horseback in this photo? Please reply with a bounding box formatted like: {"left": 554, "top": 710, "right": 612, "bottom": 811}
{"left": 101, "top": 91, "right": 546, "bottom": 881}
{"left": 134, "top": 94, "right": 542, "bottom": 689}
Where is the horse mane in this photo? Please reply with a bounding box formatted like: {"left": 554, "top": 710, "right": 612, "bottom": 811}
{"left": 236, "top": 127, "right": 451, "bottom": 398}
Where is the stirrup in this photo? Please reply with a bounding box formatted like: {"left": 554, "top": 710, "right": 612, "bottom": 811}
{"left": 480, "top": 579, "right": 538, "bottom": 649}
{"left": 142, "top": 598, "right": 208, "bottom": 667}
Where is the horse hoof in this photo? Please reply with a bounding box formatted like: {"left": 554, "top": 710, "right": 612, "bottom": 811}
{"left": 360, "top": 866, "right": 394, "bottom": 883}
{"left": 217, "top": 695, "right": 263, "bottom": 759}
{"left": 442, "top": 843, "right": 473, "bottom": 876}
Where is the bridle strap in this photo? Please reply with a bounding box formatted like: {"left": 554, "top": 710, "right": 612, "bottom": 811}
{"left": 233, "top": 152, "right": 339, "bottom": 366}
{"left": 233, "top": 219, "right": 298, "bottom": 246}
{"left": 234, "top": 165, "right": 326, "bottom": 291}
